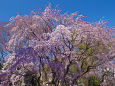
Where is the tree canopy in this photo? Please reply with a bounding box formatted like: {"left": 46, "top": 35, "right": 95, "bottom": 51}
{"left": 0, "top": 6, "right": 114, "bottom": 86}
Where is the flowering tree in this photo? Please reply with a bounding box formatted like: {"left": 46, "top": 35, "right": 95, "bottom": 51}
{"left": 0, "top": 6, "right": 114, "bottom": 86}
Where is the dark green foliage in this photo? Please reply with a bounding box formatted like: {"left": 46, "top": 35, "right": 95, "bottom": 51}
{"left": 0, "top": 63, "right": 2, "bottom": 70}
{"left": 24, "top": 71, "right": 38, "bottom": 86}
{"left": 88, "top": 75, "right": 100, "bottom": 86}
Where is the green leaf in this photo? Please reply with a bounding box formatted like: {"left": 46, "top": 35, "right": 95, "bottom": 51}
{"left": 56, "top": 56, "right": 61, "bottom": 62}
{"left": 70, "top": 65, "right": 77, "bottom": 73}
{"left": 88, "top": 75, "right": 100, "bottom": 86}
{"left": 107, "top": 42, "right": 112, "bottom": 47}
{"left": 0, "top": 63, "right": 2, "bottom": 70}
{"left": 44, "top": 64, "right": 48, "bottom": 72}
{"left": 79, "top": 43, "right": 86, "bottom": 49}
{"left": 86, "top": 48, "right": 93, "bottom": 54}
{"left": 71, "top": 30, "right": 78, "bottom": 34}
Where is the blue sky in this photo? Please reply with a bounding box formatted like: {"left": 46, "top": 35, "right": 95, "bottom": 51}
{"left": 0, "top": 0, "right": 115, "bottom": 27}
